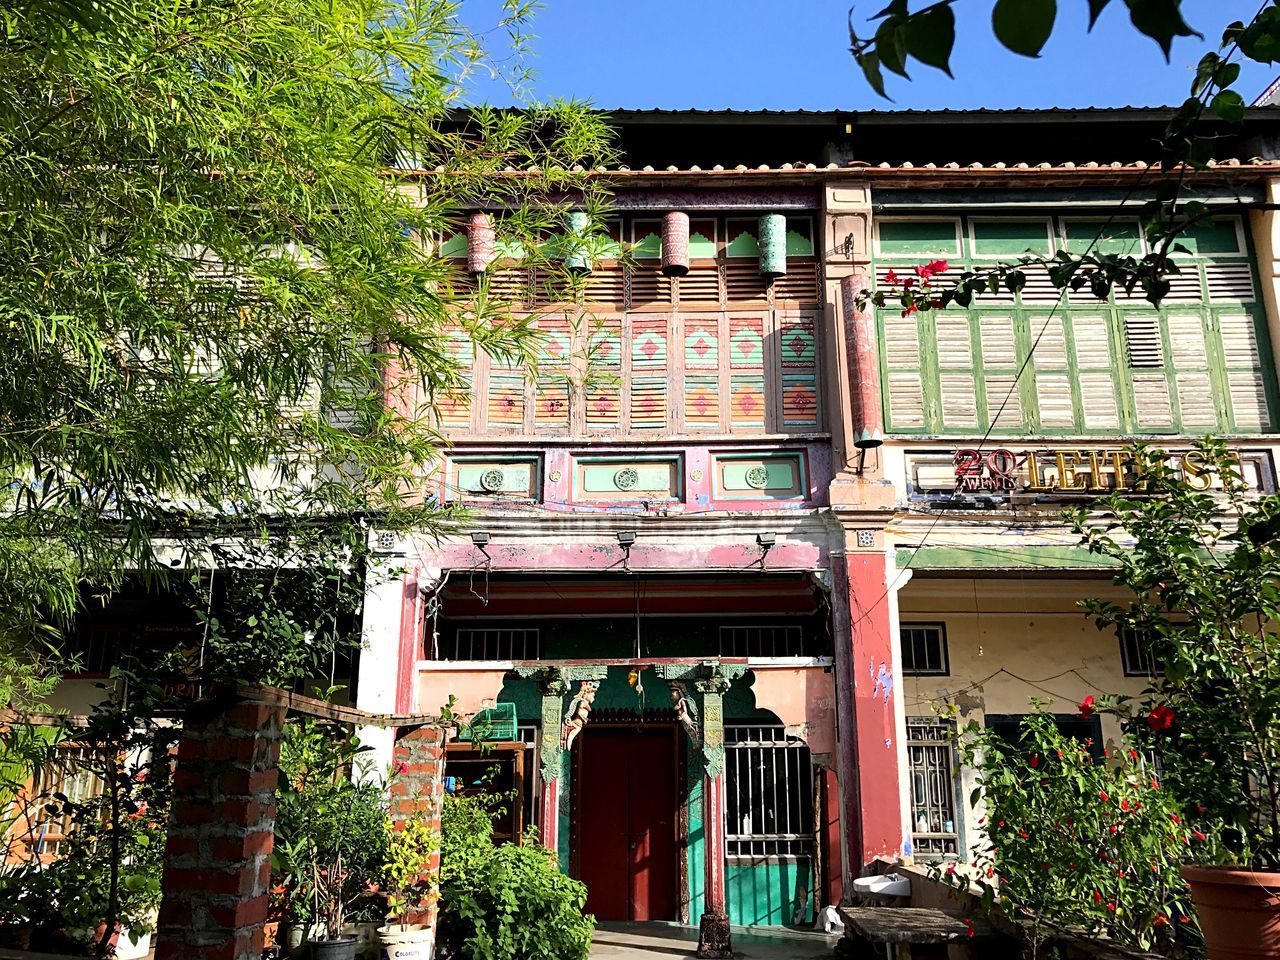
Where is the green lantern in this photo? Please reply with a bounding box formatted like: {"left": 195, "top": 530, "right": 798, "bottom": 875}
{"left": 759, "top": 213, "right": 787, "bottom": 277}
{"left": 565, "top": 210, "right": 592, "bottom": 274}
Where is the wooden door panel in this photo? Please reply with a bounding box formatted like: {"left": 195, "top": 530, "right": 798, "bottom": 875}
{"left": 579, "top": 731, "right": 632, "bottom": 920}
{"left": 627, "top": 730, "right": 677, "bottom": 921}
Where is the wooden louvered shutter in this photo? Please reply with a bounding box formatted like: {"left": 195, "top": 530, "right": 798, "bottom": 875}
{"left": 935, "top": 311, "right": 978, "bottom": 429}
{"left": 1217, "top": 312, "right": 1272, "bottom": 431}
{"left": 437, "top": 324, "right": 474, "bottom": 431}
{"left": 881, "top": 310, "right": 926, "bottom": 429}
{"left": 585, "top": 315, "right": 623, "bottom": 431}
{"left": 533, "top": 315, "right": 572, "bottom": 432}
{"left": 728, "top": 314, "right": 767, "bottom": 431}
{"left": 682, "top": 313, "right": 722, "bottom": 430}
{"left": 976, "top": 314, "right": 1022, "bottom": 431}
{"left": 1166, "top": 313, "right": 1218, "bottom": 430}
{"left": 1030, "top": 314, "right": 1074, "bottom": 430}
{"left": 777, "top": 311, "right": 821, "bottom": 429}
{"left": 1069, "top": 315, "right": 1121, "bottom": 430}
{"left": 1122, "top": 312, "right": 1175, "bottom": 431}
{"left": 628, "top": 315, "right": 670, "bottom": 430}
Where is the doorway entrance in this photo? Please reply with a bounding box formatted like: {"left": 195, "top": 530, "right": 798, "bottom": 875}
{"left": 574, "top": 726, "right": 679, "bottom": 922}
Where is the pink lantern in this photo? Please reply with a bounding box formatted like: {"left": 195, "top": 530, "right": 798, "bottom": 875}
{"left": 661, "top": 211, "right": 690, "bottom": 277}
{"left": 466, "top": 212, "right": 496, "bottom": 274}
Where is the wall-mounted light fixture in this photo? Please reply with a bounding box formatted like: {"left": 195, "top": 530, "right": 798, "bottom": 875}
{"left": 756, "top": 531, "right": 775, "bottom": 571}
{"left": 470, "top": 530, "right": 492, "bottom": 563}
{"left": 617, "top": 530, "right": 637, "bottom": 571}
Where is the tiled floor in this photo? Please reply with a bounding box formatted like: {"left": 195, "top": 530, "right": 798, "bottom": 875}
{"left": 589, "top": 922, "right": 839, "bottom": 959}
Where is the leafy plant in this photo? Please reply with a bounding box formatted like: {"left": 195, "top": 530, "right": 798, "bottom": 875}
{"left": 1069, "top": 439, "right": 1280, "bottom": 869}
{"left": 951, "top": 710, "right": 1209, "bottom": 955}
{"left": 272, "top": 713, "right": 389, "bottom": 939}
{"left": 382, "top": 817, "right": 439, "bottom": 929}
{"left": 436, "top": 793, "right": 594, "bottom": 960}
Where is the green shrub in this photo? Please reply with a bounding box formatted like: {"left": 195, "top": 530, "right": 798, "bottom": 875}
{"left": 436, "top": 793, "right": 593, "bottom": 960}
{"left": 953, "top": 710, "right": 1209, "bottom": 955}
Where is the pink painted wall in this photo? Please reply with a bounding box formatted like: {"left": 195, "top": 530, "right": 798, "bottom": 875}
{"left": 417, "top": 668, "right": 509, "bottom": 719}
{"left": 749, "top": 666, "right": 836, "bottom": 756}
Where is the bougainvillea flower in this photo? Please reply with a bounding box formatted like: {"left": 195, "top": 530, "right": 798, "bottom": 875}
{"left": 927, "top": 259, "right": 949, "bottom": 275}
{"left": 885, "top": 270, "right": 899, "bottom": 285}
{"left": 1120, "top": 799, "right": 1130, "bottom": 813}
{"left": 396, "top": 761, "right": 409, "bottom": 775}
{"left": 1100, "top": 790, "right": 1110, "bottom": 802}
{"left": 1147, "top": 705, "right": 1175, "bottom": 731}
{"left": 1079, "top": 695, "right": 1095, "bottom": 719}
{"left": 1092, "top": 889, "right": 1102, "bottom": 904}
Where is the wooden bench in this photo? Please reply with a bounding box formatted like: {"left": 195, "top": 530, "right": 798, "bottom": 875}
{"left": 836, "top": 907, "right": 1009, "bottom": 960}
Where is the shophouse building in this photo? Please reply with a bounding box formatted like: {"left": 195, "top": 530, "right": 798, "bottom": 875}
{"left": 31, "top": 106, "right": 1280, "bottom": 951}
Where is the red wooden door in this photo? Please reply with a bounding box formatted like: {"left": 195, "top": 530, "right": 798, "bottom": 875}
{"left": 577, "top": 727, "right": 677, "bottom": 921}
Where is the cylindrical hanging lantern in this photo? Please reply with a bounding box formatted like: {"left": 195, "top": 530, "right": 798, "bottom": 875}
{"left": 661, "top": 211, "right": 690, "bottom": 277}
{"left": 840, "top": 273, "right": 885, "bottom": 449}
{"left": 759, "top": 213, "right": 788, "bottom": 277}
{"left": 466, "top": 212, "right": 496, "bottom": 274}
{"left": 564, "top": 210, "right": 592, "bottom": 274}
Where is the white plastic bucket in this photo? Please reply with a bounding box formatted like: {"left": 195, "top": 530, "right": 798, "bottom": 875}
{"left": 377, "top": 924, "right": 435, "bottom": 960}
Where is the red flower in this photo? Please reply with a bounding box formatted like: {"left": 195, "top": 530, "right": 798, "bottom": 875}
{"left": 885, "top": 270, "right": 899, "bottom": 285}
{"left": 1030, "top": 754, "right": 1039, "bottom": 768}
{"left": 1128, "top": 748, "right": 1139, "bottom": 761}
{"left": 1092, "top": 889, "right": 1102, "bottom": 904}
{"left": 1120, "top": 799, "right": 1130, "bottom": 813}
{"left": 396, "top": 761, "right": 409, "bottom": 775}
{"left": 1107, "top": 902, "right": 1117, "bottom": 912}
{"left": 1099, "top": 790, "right": 1110, "bottom": 802}
{"left": 1170, "top": 813, "right": 1181, "bottom": 825}
{"left": 927, "top": 259, "right": 949, "bottom": 275}
{"left": 1195, "top": 830, "right": 1207, "bottom": 841}
{"left": 1079, "top": 695, "right": 1095, "bottom": 719}
{"left": 1147, "top": 705, "right": 1175, "bottom": 731}
{"left": 1020, "top": 828, "right": 1029, "bottom": 839}
{"left": 1178, "top": 915, "right": 1192, "bottom": 924}
{"left": 902, "top": 276, "right": 915, "bottom": 289}
{"left": 1110, "top": 824, "right": 1118, "bottom": 834}
{"left": 901, "top": 304, "right": 918, "bottom": 317}
{"left": 1154, "top": 914, "right": 1170, "bottom": 927}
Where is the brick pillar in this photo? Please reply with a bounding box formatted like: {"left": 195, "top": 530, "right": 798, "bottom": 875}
{"left": 155, "top": 697, "right": 287, "bottom": 960}
{"left": 389, "top": 724, "right": 447, "bottom": 927}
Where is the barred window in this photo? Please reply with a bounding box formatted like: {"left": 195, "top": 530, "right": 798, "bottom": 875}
{"left": 444, "top": 628, "right": 540, "bottom": 661}
{"left": 907, "top": 718, "right": 959, "bottom": 859}
{"left": 719, "top": 625, "right": 804, "bottom": 658}
{"left": 725, "top": 725, "right": 814, "bottom": 859}
{"left": 900, "top": 623, "right": 949, "bottom": 675}
{"left": 1119, "top": 627, "right": 1164, "bottom": 677}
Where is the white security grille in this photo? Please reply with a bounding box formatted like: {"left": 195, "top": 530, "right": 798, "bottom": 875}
{"left": 725, "top": 725, "right": 814, "bottom": 859}
{"left": 719, "top": 625, "right": 804, "bottom": 658}
{"left": 907, "top": 718, "right": 959, "bottom": 859}
{"left": 447, "top": 628, "right": 540, "bottom": 661}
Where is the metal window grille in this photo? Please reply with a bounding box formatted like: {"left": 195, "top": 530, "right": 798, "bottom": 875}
{"left": 1119, "top": 627, "right": 1164, "bottom": 677}
{"left": 446, "top": 628, "right": 540, "bottom": 661}
{"left": 25, "top": 745, "right": 105, "bottom": 859}
{"left": 725, "top": 725, "right": 814, "bottom": 859}
{"left": 907, "top": 718, "right": 959, "bottom": 859}
{"left": 719, "top": 625, "right": 803, "bottom": 658}
{"left": 900, "top": 623, "right": 949, "bottom": 676}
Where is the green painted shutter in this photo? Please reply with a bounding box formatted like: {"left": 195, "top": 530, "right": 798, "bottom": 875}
{"left": 881, "top": 310, "right": 927, "bottom": 429}
{"left": 976, "top": 314, "right": 1022, "bottom": 430}
{"left": 935, "top": 311, "right": 978, "bottom": 429}
{"left": 1217, "top": 312, "right": 1272, "bottom": 431}
{"left": 1030, "top": 313, "right": 1074, "bottom": 430}
{"left": 1069, "top": 314, "right": 1122, "bottom": 430}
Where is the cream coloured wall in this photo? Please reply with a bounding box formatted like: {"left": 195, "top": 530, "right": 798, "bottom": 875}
{"left": 897, "top": 576, "right": 1152, "bottom": 857}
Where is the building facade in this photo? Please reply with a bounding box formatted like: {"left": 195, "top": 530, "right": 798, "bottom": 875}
{"left": 343, "top": 106, "right": 1280, "bottom": 937}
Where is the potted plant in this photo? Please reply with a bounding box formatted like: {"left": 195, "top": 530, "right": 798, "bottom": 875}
{"left": 273, "top": 714, "right": 389, "bottom": 960}
{"left": 377, "top": 817, "right": 439, "bottom": 960}
{"left": 1070, "top": 438, "right": 1280, "bottom": 959}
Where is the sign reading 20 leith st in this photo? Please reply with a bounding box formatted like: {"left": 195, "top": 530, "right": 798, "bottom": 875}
{"left": 934, "top": 447, "right": 1266, "bottom": 497}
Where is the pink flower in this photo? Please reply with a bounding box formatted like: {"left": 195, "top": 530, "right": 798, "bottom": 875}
{"left": 396, "top": 761, "right": 409, "bottom": 775}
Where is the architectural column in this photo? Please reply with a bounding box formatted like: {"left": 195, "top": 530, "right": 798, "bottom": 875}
{"left": 155, "top": 695, "right": 287, "bottom": 960}
{"left": 829, "top": 545, "right": 908, "bottom": 876}
{"left": 513, "top": 665, "right": 608, "bottom": 860}
{"left": 355, "top": 549, "right": 420, "bottom": 777}
{"left": 693, "top": 663, "right": 745, "bottom": 959}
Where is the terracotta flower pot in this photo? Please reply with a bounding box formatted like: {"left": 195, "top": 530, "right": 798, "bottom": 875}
{"left": 1182, "top": 863, "right": 1280, "bottom": 960}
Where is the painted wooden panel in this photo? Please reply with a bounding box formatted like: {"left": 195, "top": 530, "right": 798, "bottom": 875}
{"left": 726, "top": 859, "right": 812, "bottom": 926}
{"left": 437, "top": 376, "right": 472, "bottom": 430}
{"left": 729, "top": 315, "right": 765, "bottom": 369}
{"left": 448, "top": 457, "right": 540, "bottom": 501}
{"left": 586, "top": 385, "right": 622, "bottom": 430}
{"left": 486, "top": 372, "right": 525, "bottom": 429}
{"left": 1132, "top": 372, "right": 1175, "bottom": 428}
{"left": 730, "top": 373, "right": 767, "bottom": 429}
{"left": 1229, "top": 371, "right": 1270, "bottom": 428}
{"left": 684, "top": 318, "right": 720, "bottom": 368}
{"left": 886, "top": 372, "right": 926, "bottom": 428}
{"left": 715, "top": 453, "right": 805, "bottom": 499}
{"left": 877, "top": 219, "right": 960, "bottom": 256}
{"left": 971, "top": 219, "right": 1053, "bottom": 256}
{"left": 575, "top": 457, "right": 682, "bottom": 500}
{"left": 631, "top": 375, "right": 668, "bottom": 430}
{"left": 535, "top": 376, "right": 570, "bottom": 430}
{"left": 684, "top": 374, "right": 720, "bottom": 427}
{"left": 1175, "top": 372, "right": 1217, "bottom": 427}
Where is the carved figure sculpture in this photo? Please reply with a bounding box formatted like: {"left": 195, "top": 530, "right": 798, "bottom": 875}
{"left": 561, "top": 680, "right": 599, "bottom": 750}
{"left": 669, "top": 681, "right": 701, "bottom": 749}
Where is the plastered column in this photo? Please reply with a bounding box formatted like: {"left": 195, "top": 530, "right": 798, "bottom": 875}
{"left": 1247, "top": 176, "right": 1280, "bottom": 382}
{"left": 828, "top": 531, "right": 907, "bottom": 878}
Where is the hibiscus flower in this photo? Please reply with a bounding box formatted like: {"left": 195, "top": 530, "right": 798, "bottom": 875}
{"left": 1147, "top": 705, "right": 1175, "bottom": 731}
{"left": 1078, "top": 695, "right": 1095, "bottom": 719}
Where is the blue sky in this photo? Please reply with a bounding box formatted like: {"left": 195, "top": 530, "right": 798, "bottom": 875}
{"left": 463, "top": 0, "right": 1279, "bottom": 110}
